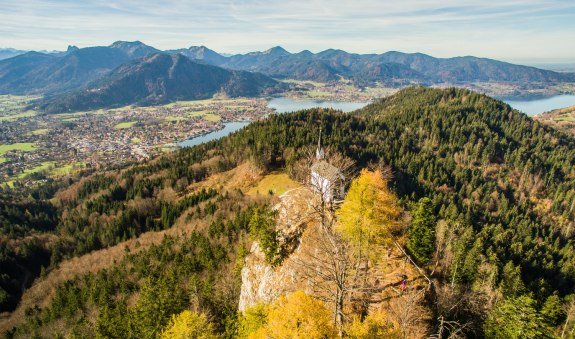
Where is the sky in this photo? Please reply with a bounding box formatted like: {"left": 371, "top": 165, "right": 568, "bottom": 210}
{"left": 1, "top": 0, "right": 574, "bottom": 63}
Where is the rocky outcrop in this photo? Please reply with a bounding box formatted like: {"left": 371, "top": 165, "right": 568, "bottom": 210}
{"left": 238, "top": 187, "right": 429, "bottom": 314}
{"left": 238, "top": 188, "right": 318, "bottom": 311}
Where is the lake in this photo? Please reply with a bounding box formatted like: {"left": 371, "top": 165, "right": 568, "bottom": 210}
{"left": 268, "top": 96, "right": 575, "bottom": 116}
{"left": 503, "top": 95, "right": 575, "bottom": 116}
{"left": 179, "top": 98, "right": 369, "bottom": 147}
{"left": 267, "top": 97, "right": 369, "bottom": 113}
{"left": 179, "top": 121, "right": 249, "bottom": 148}
{"left": 179, "top": 94, "right": 575, "bottom": 147}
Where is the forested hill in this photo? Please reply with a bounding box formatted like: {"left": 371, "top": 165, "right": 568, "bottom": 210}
{"left": 212, "top": 87, "right": 575, "bottom": 292}
{"left": 3, "top": 87, "right": 575, "bottom": 337}
{"left": 38, "top": 53, "right": 282, "bottom": 113}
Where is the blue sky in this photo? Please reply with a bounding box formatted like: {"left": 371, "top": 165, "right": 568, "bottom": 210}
{"left": 1, "top": 0, "right": 574, "bottom": 63}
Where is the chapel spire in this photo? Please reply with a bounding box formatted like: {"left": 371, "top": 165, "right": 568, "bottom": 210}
{"left": 316, "top": 126, "right": 325, "bottom": 160}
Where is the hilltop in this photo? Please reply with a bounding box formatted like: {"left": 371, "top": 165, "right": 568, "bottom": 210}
{"left": 0, "top": 42, "right": 156, "bottom": 95}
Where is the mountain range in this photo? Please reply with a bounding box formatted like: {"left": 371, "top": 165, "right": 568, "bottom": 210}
{"left": 209, "top": 46, "right": 575, "bottom": 85}
{"left": 0, "top": 48, "right": 27, "bottom": 61}
{"left": 0, "top": 41, "right": 574, "bottom": 112}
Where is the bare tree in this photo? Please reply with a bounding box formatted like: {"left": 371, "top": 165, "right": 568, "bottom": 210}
{"left": 429, "top": 284, "right": 487, "bottom": 338}
{"left": 288, "top": 146, "right": 433, "bottom": 337}
{"left": 286, "top": 146, "right": 356, "bottom": 335}
{"left": 291, "top": 147, "right": 419, "bottom": 335}
{"left": 388, "top": 288, "right": 429, "bottom": 339}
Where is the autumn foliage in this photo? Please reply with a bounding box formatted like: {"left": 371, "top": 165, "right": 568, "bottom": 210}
{"left": 242, "top": 291, "right": 337, "bottom": 338}
{"left": 336, "top": 169, "right": 402, "bottom": 258}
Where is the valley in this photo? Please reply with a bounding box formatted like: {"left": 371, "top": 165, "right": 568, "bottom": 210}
{"left": 0, "top": 79, "right": 392, "bottom": 188}
{"left": 0, "top": 96, "right": 273, "bottom": 187}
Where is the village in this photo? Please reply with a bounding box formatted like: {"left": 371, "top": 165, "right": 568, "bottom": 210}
{"left": 0, "top": 96, "right": 273, "bottom": 186}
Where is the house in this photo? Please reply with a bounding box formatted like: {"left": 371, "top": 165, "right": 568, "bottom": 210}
{"left": 310, "top": 129, "right": 345, "bottom": 203}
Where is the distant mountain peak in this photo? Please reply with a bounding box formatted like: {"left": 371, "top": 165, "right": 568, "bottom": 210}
{"left": 187, "top": 45, "right": 217, "bottom": 54}
{"left": 110, "top": 40, "right": 145, "bottom": 47}
{"left": 109, "top": 40, "right": 160, "bottom": 59}
{"left": 38, "top": 52, "right": 281, "bottom": 113}
{"left": 317, "top": 48, "right": 349, "bottom": 56}
{"left": 170, "top": 45, "right": 227, "bottom": 65}
{"left": 263, "top": 46, "right": 290, "bottom": 56}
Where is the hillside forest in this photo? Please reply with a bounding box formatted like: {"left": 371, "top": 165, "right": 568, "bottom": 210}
{"left": 1, "top": 87, "right": 575, "bottom": 338}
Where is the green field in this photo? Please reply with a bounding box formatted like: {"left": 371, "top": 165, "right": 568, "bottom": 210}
{"left": 203, "top": 113, "right": 221, "bottom": 122}
{"left": 30, "top": 128, "right": 49, "bottom": 135}
{"left": 0, "top": 157, "right": 6, "bottom": 164}
{"left": 17, "top": 161, "right": 55, "bottom": 179}
{"left": 165, "top": 112, "right": 222, "bottom": 122}
{"left": 164, "top": 116, "right": 187, "bottom": 122}
{"left": 50, "top": 162, "right": 87, "bottom": 176}
{"left": 187, "top": 110, "right": 210, "bottom": 117}
{"left": 307, "top": 90, "right": 332, "bottom": 98}
{"left": 114, "top": 121, "right": 137, "bottom": 129}
{"left": 0, "top": 110, "right": 37, "bottom": 122}
{"left": 247, "top": 173, "right": 301, "bottom": 196}
{"left": 0, "top": 143, "right": 36, "bottom": 155}
{"left": 0, "top": 95, "right": 40, "bottom": 123}
{"left": 556, "top": 115, "right": 575, "bottom": 122}
{"left": 57, "top": 109, "right": 109, "bottom": 118}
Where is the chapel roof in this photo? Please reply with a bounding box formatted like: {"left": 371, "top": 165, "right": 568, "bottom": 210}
{"left": 311, "top": 160, "right": 342, "bottom": 179}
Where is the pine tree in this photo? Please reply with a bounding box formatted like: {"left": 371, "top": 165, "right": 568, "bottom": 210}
{"left": 484, "top": 295, "right": 554, "bottom": 338}
{"left": 406, "top": 197, "right": 436, "bottom": 264}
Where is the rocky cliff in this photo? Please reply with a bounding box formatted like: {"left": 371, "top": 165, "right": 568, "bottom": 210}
{"left": 238, "top": 187, "right": 429, "bottom": 319}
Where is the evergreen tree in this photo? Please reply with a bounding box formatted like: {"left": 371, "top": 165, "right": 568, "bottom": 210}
{"left": 484, "top": 295, "right": 554, "bottom": 338}
{"left": 406, "top": 197, "right": 436, "bottom": 264}
{"left": 248, "top": 206, "right": 280, "bottom": 265}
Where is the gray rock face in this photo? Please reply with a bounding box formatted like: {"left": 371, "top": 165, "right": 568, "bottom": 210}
{"left": 238, "top": 188, "right": 318, "bottom": 311}
{"left": 238, "top": 242, "right": 279, "bottom": 311}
